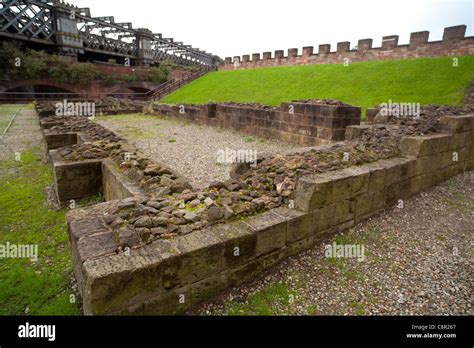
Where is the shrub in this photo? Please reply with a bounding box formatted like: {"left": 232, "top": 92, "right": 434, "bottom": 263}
{"left": 0, "top": 42, "right": 170, "bottom": 85}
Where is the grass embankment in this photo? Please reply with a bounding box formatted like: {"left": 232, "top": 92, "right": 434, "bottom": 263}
{"left": 0, "top": 149, "right": 81, "bottom": 315}
{"left": 161, "top": 56, "right": 474, "bottom": 117}
{"left": 0, "top": 105, "right": 27, "bottom": 132}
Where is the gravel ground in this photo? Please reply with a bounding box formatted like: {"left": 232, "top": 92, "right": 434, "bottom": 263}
{"left": 96, "top": 114, "right": 303, "bottom": 188}
{"left": 0, "top": 105, "right": 40, "bottom": 161}
{"left": 193, "top": 172, "right": 473, "bottom": 316}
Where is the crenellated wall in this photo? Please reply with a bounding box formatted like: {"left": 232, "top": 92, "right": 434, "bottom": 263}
{"left": 220, "top": 25, "right": 474, "bottom": 70}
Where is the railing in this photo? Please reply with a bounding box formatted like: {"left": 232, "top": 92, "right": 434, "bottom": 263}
{"left": 0, "top": 69, "right": 211, "bottom": 102}
{"left": 148, "top": 69, "right": 209, "bottom": 100}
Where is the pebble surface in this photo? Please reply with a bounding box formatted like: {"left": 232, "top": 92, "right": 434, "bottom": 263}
{"left": 96, "top": 115, "right": 302, "bottom": 189}
{"left": 193, "top": 172, "right": 473, "bottom": 316}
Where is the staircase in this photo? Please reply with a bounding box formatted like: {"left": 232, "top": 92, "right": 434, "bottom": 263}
{"left": 146, "top": 69, "right": 211, "bottom": 101}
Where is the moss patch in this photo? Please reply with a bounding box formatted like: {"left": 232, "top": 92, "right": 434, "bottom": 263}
{"left": 0, "top": 148, "right": 80, "bottom": 315}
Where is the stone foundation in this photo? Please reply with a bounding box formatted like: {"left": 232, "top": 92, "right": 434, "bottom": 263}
{"left": 102, "top": 159, "right": 145, "bottom": 201}
{"left": 43, "top": 131, "right": 78, "bottom": 150}
{"left": 50, "top": 150, "right": 103, "bottom": 203}
{"left": 152, "top": 101, "right": 361, "bottom": 145}
{"left": 64, "top": 112, "right": 473, "bottom": 315}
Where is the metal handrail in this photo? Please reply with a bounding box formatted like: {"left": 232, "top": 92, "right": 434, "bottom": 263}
{"left": 0, "top": 69, "right": 210, "bottom": 102}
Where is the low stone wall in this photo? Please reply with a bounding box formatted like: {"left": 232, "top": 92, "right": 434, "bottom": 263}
{"left": 220, "top": 25, "right": 474, "bottom": 71}
{"left": 67, "top": 114, "right": 474, "bottom": 315}
{"left": 43, "top": 131, "right": 78, "bottom": 150}
{"left": 152, "top": 100, "right": 361, "bottom": 145}
{"left": 35, "top": 98, "right": 149, "bottom": 118}
{"left": 50, "top": 150, "right": 103, "bottom": 203}
{"left": 102, "top": 159, "right": 145, "bottom": 201}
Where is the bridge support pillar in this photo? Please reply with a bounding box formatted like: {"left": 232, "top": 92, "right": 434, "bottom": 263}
{"left": 52, "top": 6, "right": 84, "bottom": 59}
{"left": 136, "top": 29, "right": 155, "bottom": 66}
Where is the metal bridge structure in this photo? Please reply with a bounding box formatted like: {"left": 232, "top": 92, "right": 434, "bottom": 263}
{"left": 0, "top": 0, "right": 221, "bottom": 68}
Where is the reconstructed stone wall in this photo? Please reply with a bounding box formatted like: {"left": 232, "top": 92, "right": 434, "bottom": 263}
{"left": 35, "top": 100, "right": 473, "bottom": 315}
{"left": 35, "top": 98, "right": 149, "bottom": 118}
{"left": 65, "top": 113, "right": 473, "bottom": 315}
{"left": 220, "top": 25, "right": 474, "bottom": 71}
{"left": 50, "top": 150, "right": 103, "bottom": 203}
{"left": 152, "top": 101, "right": 361, "bottom": 145}
{"left": 101, "top": 159, "right": 145, "bottom": 201}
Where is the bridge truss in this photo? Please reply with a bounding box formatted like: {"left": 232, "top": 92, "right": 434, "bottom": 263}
{"left": 0, "top": 0, "right": 221, "bottom": 67}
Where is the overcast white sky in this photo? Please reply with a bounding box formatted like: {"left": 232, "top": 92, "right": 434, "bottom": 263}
{"left": 72, "top": 0, "right": 473, "bottom": 58}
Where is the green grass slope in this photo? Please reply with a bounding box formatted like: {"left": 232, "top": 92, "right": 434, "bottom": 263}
{"left": 161, "top": 56, "right": 474, "bottom": 115}
{"left": 0, "top": 149, "right": 82, "bottom": 315}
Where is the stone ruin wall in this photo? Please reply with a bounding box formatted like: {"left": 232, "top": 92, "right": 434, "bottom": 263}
{"left": 72, "top": 114, "right": 474, "bottom": 315}
{"left": 219, "top": 25, "right": 474, "bottom": 71}
{"left": 34, "top": 100, "right": 474, "bottom": 315}
{"left": 152, "top": 101, "right": 360, "bottom": 145}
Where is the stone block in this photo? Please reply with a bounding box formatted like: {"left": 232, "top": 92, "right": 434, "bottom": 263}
{"left": 51, "top": 152, "right": 103, "bottom": 203}
{"left": 440, "top": 150, "right": 457, "bottom": 168}
{"left": 82, "top": 247, "right": 163, "bottom": 315}
{"left": 319, "top": 44, "right": 331, "bottom": 54}
{"left": 164, "top": 230, "right": 223, "bottom": 289}
{"left": 345, "top": 125, "right": 370, "bottom": 140}
{"left": 449, "top": 132, "right": 468, "bottom": 150}
{"left": 210, "top": 222, "right": 256, "bottom": 269}
{"left": 409, "top": 31, "right": 429, "bottom": 46}
{"left": 414, "top": 156, "right": 434, "bottom": 175}
{"left": 76, "top": 231, "right": 117, "bottom": 262}
{"left": 143, "top": 285, "right": 191, "bottom": 315}
{"left": 275, "top": 50, "right": 284, "bottom": 58}
{"left": 262, "top": 52, "right": 272, "bottom": 60}
{"left": 329, "top": 170, "right": 355, "bottom": 202}
{"left": 334, "top": 199, "right": 356, "bottom": 225}
{"left": 312, "top": 204, "right": 336, "bottom": 236}
{"left": 372, "top": 189, "right": 388, "bottom": 211}
{"left": 44, "top": 132, "right": 77, "bottom": 150}
{"left": 285, "top": 236, "right": 314, "bottom": 257}
{"left": 355, "top": 193, "right": 372, "bottom": 220}
{"left": 102, "top": 159, "right": 144, "bottom": 201}
{"left": 365, "top": 108, "right": 379, "bottom": 125}
{"left": 399, "top": 134, "right": 452, "bottom": 157}
{"left": 345, "top": 166, "right": 371, "bottom": 196}
{"left": 337, "top": 41, "right": 350, "bottom": 52}
{"left": 190, "top": 273, "right": 229, "bottom": 305}
{"left": 294, "top": 173, "right": 334, "bottom": 211}
{"left": 366, "top": 162, "right": 386, "bottom": 192}
{"left": 272, "top": 207, "right": 313, "bottom": 243}
{"left": 357, "top": 38, "right": 373, "bottom": 51}
{"left": 302, "top": 46, "right": 314, "bottom": 56}
{"left": 439, "top": 115, "right": 474, "bottom": 133}
{"left": 443, "top": 25, "right": 466, "bottom": 42}
{"left": 242, "top": 211, "right": 287, "bottom": 256}
{"left": 466, "top": 131, "right": 474, "bottom": 146}
{"left": 288, "top": 48, "right": 298, "bottom": 58}
{"left": 382, "top": 35, "right": 399, "bottom": 50}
